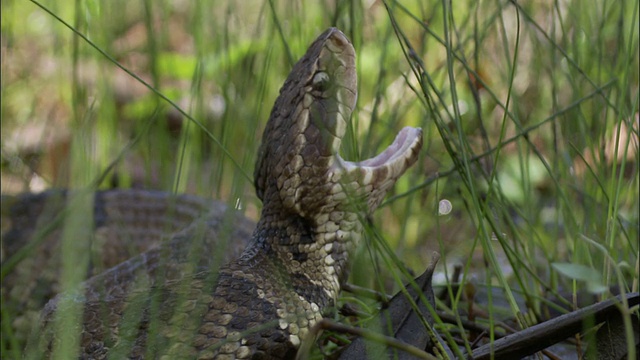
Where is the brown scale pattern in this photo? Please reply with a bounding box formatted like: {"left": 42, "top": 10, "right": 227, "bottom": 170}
{"left": 2, "top": 190, "right": 254, "bottom": 352}
{"left": 21, "top": 28, "right": 423, "bottom": 359}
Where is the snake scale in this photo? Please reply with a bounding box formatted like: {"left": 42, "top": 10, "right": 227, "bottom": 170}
{"left": 5, "top": 28, "right": 423, "bottom": 359}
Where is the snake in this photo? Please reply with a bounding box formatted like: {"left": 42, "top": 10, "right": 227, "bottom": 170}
{"left": 6, "top": 28, "right": 423, "bottom": 359}
{"left": 2, "top": 189, "right": 256, "bottom": 351}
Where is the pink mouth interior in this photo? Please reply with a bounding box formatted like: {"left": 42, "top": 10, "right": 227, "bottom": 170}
{"left": 354, "top": 127, "right": 421, "bottom": 168}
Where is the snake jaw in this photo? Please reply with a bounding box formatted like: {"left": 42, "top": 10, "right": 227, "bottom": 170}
{"left": 255, "top": 28, "right": 358, "bottom": 218}
{"left": 256, "top": 28, "right": 421, "bottom": 220}
{"left": 335, "top": 126, "right": 424, "bottom": 212}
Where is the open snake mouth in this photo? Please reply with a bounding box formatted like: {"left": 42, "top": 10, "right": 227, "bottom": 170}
{"left": 336, "top": 127, "right": 422, "bottom": 181}
{"left": 314, "top": 34, "right": 421, "bottom": 189}
{"left": 350, "top": 127, "right": 422, "bottom": 168}
{"left": 255, "top": 27, "right": 422, "bottom": 216}
{"left": 331, "top": 126, "right": 423, "bottom": 211}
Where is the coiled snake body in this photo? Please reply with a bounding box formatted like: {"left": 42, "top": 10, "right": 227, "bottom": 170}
{"left": 9, "top": 28, "right": 423, "bottom": 359}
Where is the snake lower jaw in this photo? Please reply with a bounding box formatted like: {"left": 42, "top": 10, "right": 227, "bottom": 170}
{"left": 332, "top": 126, "right": 423, "bottom": 212}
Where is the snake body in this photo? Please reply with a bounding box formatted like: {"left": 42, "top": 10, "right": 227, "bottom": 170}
{"left": 14, "top": 28, "right": 423, "bottom": 359}
{"left": 2, "top": 190, "right": 254, "bottom": 350}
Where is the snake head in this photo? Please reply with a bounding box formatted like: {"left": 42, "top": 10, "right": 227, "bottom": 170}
{"left": 254, "top": 28, "right": 422, "bottom": 223}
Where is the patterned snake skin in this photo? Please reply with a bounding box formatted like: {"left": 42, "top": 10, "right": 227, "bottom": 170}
{"left": 2, "top": 190, "right": 255, "bottom": 351}
{"left": 12, "top": 28, "right": 423, "bottom": 359}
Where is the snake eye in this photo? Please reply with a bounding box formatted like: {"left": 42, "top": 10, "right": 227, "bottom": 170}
{"left": 311, "top": 71, "right": 331, "bottom": 92}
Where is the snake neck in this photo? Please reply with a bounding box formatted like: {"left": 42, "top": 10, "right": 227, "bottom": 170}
{"left": 240, "top": 190, "right": 364, "bottom": 303}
